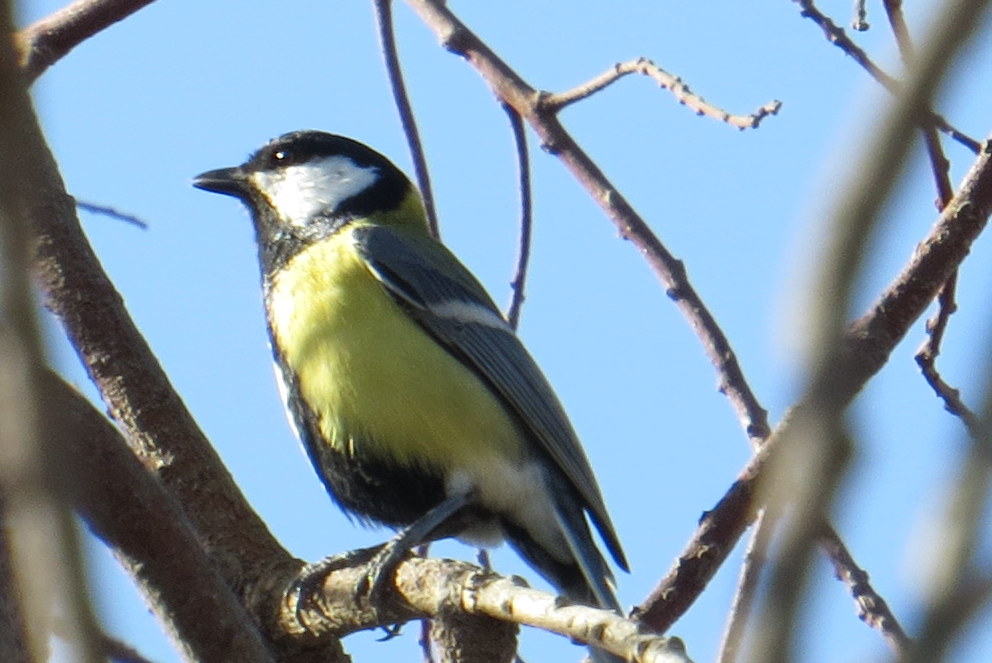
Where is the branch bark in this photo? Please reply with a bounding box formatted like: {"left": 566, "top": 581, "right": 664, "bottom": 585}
{"left": 16, "top": 0, "right": 157, "bottom": 82}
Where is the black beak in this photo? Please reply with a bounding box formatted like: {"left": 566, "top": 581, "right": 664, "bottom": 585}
{"left": 192, "top": 166, "right": 249, "bottom": 198}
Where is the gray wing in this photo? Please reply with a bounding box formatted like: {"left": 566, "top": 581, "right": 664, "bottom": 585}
{"left": 352, "top": 225, "right": 627, "bottom": 570}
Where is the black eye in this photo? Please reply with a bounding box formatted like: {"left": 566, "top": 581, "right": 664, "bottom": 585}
{"left": 270, "top": 149, "right": 296, "bottom": 168}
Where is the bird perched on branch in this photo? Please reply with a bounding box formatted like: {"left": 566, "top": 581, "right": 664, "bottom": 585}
{"left": 193, "top": 130, "right": 628, "bottom": 661}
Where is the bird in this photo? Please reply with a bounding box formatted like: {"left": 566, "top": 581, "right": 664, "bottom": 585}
{"left": 193, "top": 130, "right": 628, "bottom": 660}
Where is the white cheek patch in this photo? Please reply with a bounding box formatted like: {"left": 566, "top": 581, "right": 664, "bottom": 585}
{"left": 253, "top": 155, "right": 379, "bottom": 226}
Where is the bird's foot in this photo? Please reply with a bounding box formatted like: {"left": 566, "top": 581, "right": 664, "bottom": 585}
{"left": 290, "top": 547, "right": 380, "bottom": 626}
{"left": 355, "top": 535, "right": 414, "bottom": 608}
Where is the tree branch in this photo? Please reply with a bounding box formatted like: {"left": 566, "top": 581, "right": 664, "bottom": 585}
{"left": 502, "top": 103, "right": 533, "bottom": 330}
{"left": 634, "top": 131, "right": 992, "bottom": 633}
{"left": 404, "top": 0, "right": 771, "bottom": 446}
{"left": 372, "top": 0, "right": 440, "bottom": 238}
{"left": 16, "top": 0, "right": 158, "bottom": 82}
{"left": 914, "top": 272, "right": 981, "bottom": 437}
{"left": 817, "top": 524, "right": 911, "bottom": 656}
{"left": 0, "top": 3, "right": 105, "bottom": 658}
{"left": 42, "top": 373, "right": 277, "bottom": 663}
{"left": 541, "top": 57, "right": 782, "bottom": 130}
{"left": 791, "top": 0, "right": 980, "bottom": 152}
{"left": 291, "top": 554, "right": 691, "bottom": 663}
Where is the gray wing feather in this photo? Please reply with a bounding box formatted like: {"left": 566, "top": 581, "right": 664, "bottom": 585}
{"left": 353, "top": 225, "right": 627, "bottom": 570}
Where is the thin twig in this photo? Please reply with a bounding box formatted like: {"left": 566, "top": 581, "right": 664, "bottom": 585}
{"left": 372, "top": 0, "right": 440, "bottom": 238}
{"left": 404, "top": 1, "right": 992, "bottom": 652}
{"left": 747, "top": 2, "right": 992, "bottom": 658}
{"left": 792, "top": 0, "right": 980, "bottom": 153}
{"left": 503, "top": 103, "right": 532, "bottom": 330}
{"left": 541, "top": 58, "right": 782, "bottom": 130}
{"left": 635, "top": 132, "right": 992, "bottom": 633}
{"left": 914, "top": 273, "right": 981, "bottom": 436}
{"left": 817, "top": 523, "right": 911, "bottom": 656}
{"left": 851, "top": 0, "right": 869, "bottom": 31}
{"left": 715, "top": 510, "right": 771, "bottom": 663}
{"left": 16, "top": 0, "right": 157, "bottom": 82}
{"left": 883, "top": 0, "right": 914, "bottom": 61}
{"left": 922, "top": 129, "right": 955, "bottom": 207}
{"left": 886, "top": 0, "right": 975, "bottom": 436}
{"left": 404, "top": 0, "right": 771, "bottom": 445}
{"left": 75, "top": 199, "right": 148, "bottom": 229}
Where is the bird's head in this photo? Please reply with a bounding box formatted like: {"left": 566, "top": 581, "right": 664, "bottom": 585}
{"left": 193, "top": 130, "right": 427, "bottom": 240}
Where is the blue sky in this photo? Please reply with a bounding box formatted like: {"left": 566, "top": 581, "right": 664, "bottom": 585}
{"left": 20, "top": 1, "right": 992, "bottom": 661}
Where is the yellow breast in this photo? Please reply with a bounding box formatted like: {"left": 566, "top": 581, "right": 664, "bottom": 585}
{"left": 266, "top": 225, "right": 524, "bottom": 474}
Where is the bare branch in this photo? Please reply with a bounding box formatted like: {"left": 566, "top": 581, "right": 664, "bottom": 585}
{"left": 502, "top": 103, "right": 533, "bottom": 330}
{"left": 372, "top": 0, "right": 440, "bottom": 238}
{"left": 634, "top": 131, "right": 992, "bottom": 633}
{"left": 0, "top": 3, "right": 104, "bottom": 658}
{"left": 16, "top": 0, "right": 157, "bottom": 82}
{"left": 282, "top": 551, "right": 689, "bottom": 662}
{"left": 792, "top": 0, "right": 980, "bottom": 153}
{"left": 817, "top": 524, "right": 911, "bottom": 656}
{"left": 395, "top": 559, "right": 691, "bottom": 663}
{"left": 541, "top": 57, "right": 782, "bottom": 130}
{"left": 42, "top": 372, "right": 278, "bottom": 663}
{"left": 915, "top": 273, "right": 981, "bottom": 436}
{"left": 404, "top": 0, "right": 771, "bottom": 445}
{"left": 748, "top": 0, "right": 992, "bottom": 656}
{"left": 633, "top": 444, "right": 765, "bottom": 632}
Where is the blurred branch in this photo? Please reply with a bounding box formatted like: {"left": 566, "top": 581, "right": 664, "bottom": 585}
{"left": 883, "top": 0, "right": 914, "bottom": 60}
{"left": 634, "top": 132, "right": 992, "bottom": 633}
{"left": 502, "top": 103, "right": 533, "bottom": 330}
{"left": 905, "top": 395, "right": 992, "bottom": 663}
{"left": 404, "top": 0, "right": 771, "bottom": 447}
{"left": 0, "top": 522, "right": 30, "bottom": 663}
{"left": 27, "top": 80, "right": 290, "bottom": 592}
{"left": 41, "top": 371, "right": 277, "bottom": 663}
{"left": 540, "top": 57, "right": 782, "bottom": 130}
{"left": 884, "top": 0, "right": 975, "bottom": 437}
{"left": 792, "top": 0, "right": 980, "bottom": 153}
{"left": 0, "top": 2, "right": 104, "bottom": 658}
{"left": 402, "top": 5, "right": 992, "bottom": 648}
{"left": 98, "top": 633, "right": 160, "bottom": 663}
{"left": 11, "top": 8, "right": 340, "bottom": 659}
{"left": 16, "top": 0, "right": 158, "bottom": 82}
{"left": 372, "top": 0, "right": 440, "bottom": 238}
{"left": 749, "top": 0, "right": 992, "bottom": 658}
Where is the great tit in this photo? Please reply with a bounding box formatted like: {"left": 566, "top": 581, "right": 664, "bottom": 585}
{"left": 193, "top": 130, "right": 628, "bottom": 657}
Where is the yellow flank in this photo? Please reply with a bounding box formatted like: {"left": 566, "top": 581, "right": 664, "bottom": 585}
{"left": 267, "top": 223, "right": 525, "bottom": 475}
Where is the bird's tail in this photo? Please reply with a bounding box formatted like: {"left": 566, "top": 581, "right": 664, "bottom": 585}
{"left": 504, "top": 487, "right": 626, "bottom": 662}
